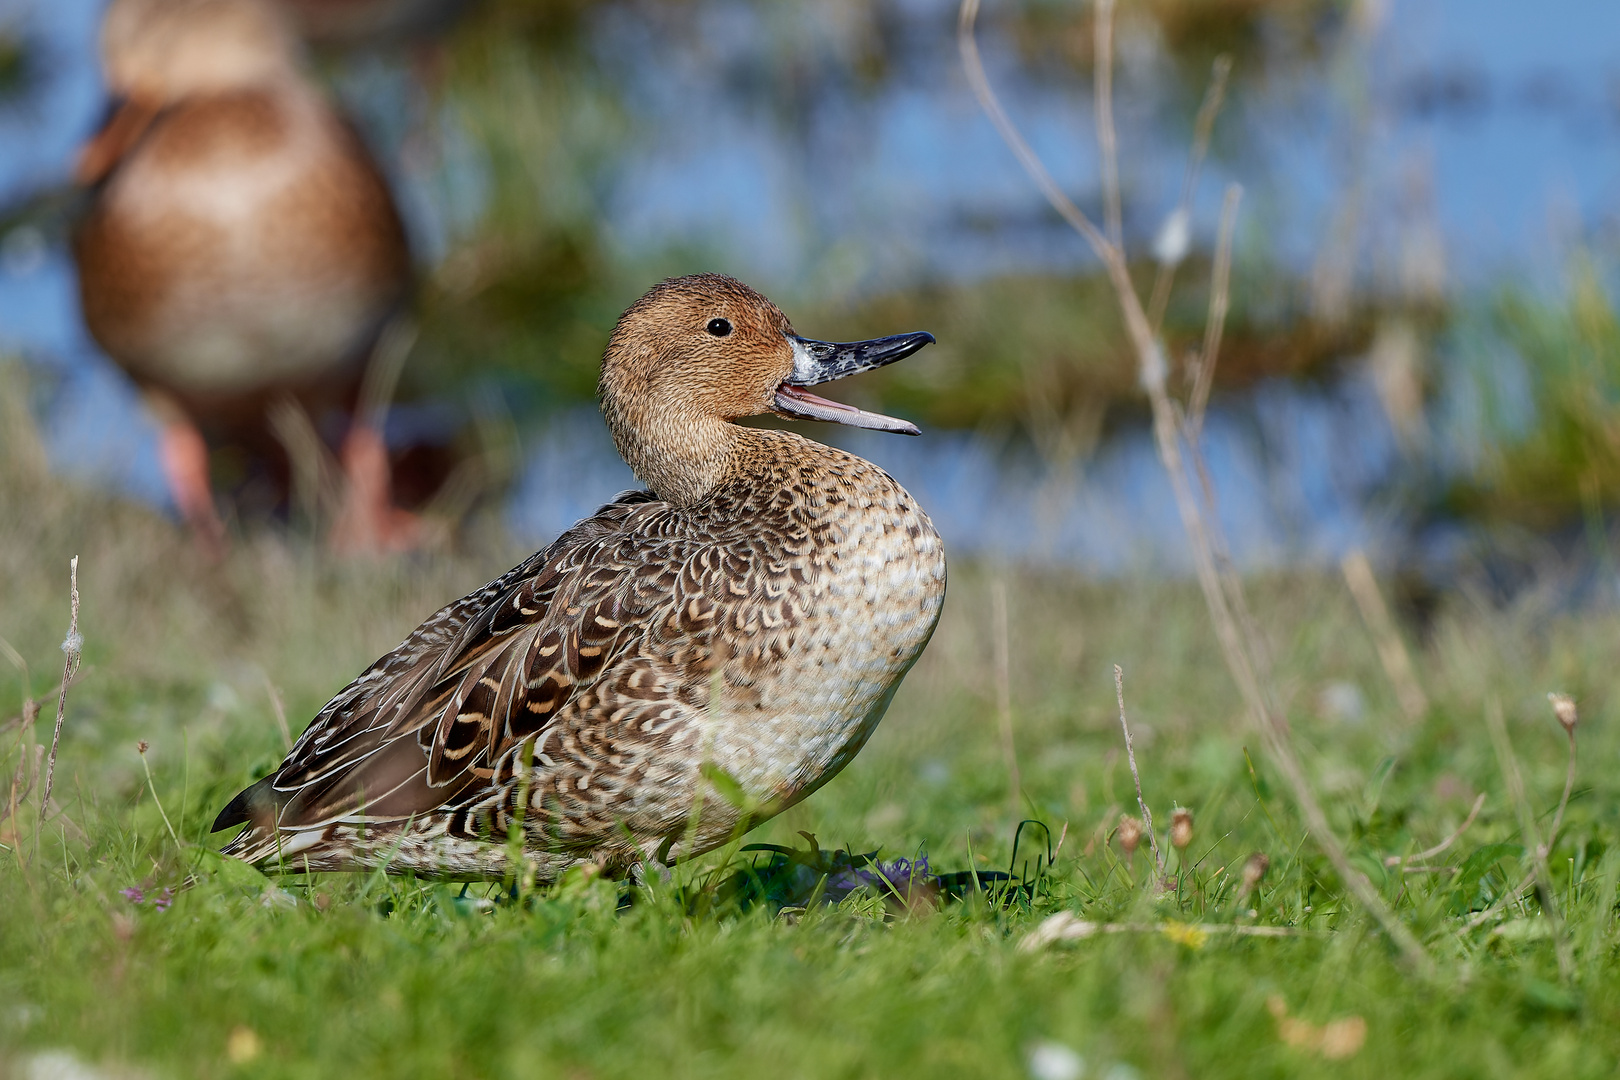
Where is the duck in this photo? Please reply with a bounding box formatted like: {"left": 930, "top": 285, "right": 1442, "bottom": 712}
{"left": 212, "top": 273, "right": 946, "bottom": 879}
{"left": 72, "top": 0, "right": 418, "bottom": 557}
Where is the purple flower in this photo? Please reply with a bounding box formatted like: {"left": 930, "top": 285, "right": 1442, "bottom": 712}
{"left": 153, "top": 888, "right": 173, "bottom": 912}
{"left": 120, "top": 887, "right": 144, "bottom": 904}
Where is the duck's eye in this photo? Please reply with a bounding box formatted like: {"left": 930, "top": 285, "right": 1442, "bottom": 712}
{"left": 706, "top": 318, "right": 732, "bottom": 337}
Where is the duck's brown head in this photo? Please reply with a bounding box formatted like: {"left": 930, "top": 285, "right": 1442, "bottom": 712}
{"left": 101, "top": 0, "right": 301, "bottom": 103}
{"left": 599, "top": 273, "right": 934, "bottom": 505}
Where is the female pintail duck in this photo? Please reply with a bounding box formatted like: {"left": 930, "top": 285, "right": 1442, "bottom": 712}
{"left": 213, "top": 274, "right": 946, "bottom": 879}
{"left": 73, "top": 0, "right": 417, "bottom": 556}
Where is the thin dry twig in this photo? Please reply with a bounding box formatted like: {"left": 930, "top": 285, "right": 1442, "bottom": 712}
{"left": 1114, "top": 664, "right": 1162, "bottom": 873}
{"left": 1466, "top": 696, "right": 1579, "bottom": 929}
{"left": 262, "top": 673, "right": 293, "bottom": 753}
{"left": 1546, "top": 697, "right": 1578, "bottom": 849}
{"left": 137, "top": 741, "right": 182, "bottom": 849}
{"left": 1483, "top": 696, "right": 1573, "bottom": 981}
{"left": 268, "top": 395, "right": 342, "bottom": 528}
{"left": 1187, "top": 183, "right": 1242, "bottom": 438}
{"left": 1093, "top": 0, "right": 1122, "bottom": 250}
{"left": 1386, "top": 792, "right": 1485, "bottom": 868}
{"left": 355, "top": 316, "right": 417, "bottom": 434}
{"left": 958, "top": 0, "right": 1114, "bottom": 265}
{"left": 1148, "top": 54, "right": 1233, "bottom": 331}
{"left": 36, "top": 555, "right": 80, "bottom": 857}
{"left": 1340, "top": 550, "right": 1428, "bottom": 721}
{"left": 959, "top": 0, "right": 1431, "bottom": 974}
{"left": 991, "top": 581, "right": 1021, "bottom": 815}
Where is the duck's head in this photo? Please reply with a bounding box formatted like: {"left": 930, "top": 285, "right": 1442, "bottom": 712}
{"left": 101, "top": 0, "right": 301, "bottom": 103}
{"left": 599, "top": 274, "right": 934, "bottom": 504}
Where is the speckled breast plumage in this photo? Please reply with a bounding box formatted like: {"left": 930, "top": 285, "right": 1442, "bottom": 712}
{"left": 218, "top": 429, "right": 945, "bottom": 878}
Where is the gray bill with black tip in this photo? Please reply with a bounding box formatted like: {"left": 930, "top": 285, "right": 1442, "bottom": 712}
{"left": 773, "top": 330, "right": 934, "bottom": 435}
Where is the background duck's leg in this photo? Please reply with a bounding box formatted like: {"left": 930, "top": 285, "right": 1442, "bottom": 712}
{"left": 330, "top": 421, "right": 422, "bottom": 554}
{"left": 157, "top": 416, "right": 226, "bottom": 561}
{"left": 330, "top": 319, "right": 424, "bottom": 555}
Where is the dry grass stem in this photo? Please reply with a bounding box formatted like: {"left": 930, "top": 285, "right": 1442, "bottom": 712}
{"left": 1459, "top": 697, "right": 1576, "bottom": 930}
{"left": 1114, "top": 664, "right": 1162, "bottom": 873}
{"left": 991, "top": 580, "right": 1020, "bottom": 815}
{"left": 1546, "top": 694, "right": 1578, "bottom": 847}
{"left": 356, "top": 316, "right": 417, "bottom": 433}
{"left": 137, "top": 740, "right": 182, "bottom": 849}
{"left": 1148, "top": 54, "right": 1233, "bottom": 331}
{"left": 268, "top": 395, "right": 342, "bottom": 528}
{"left": 1340, "top": 550, "right": 1428, "bottom": 721}
{"left": 957, "top": 0, "right": 1115, "bottom": 266}
{"left": 1483, "top": 696, "right": 1573, "bottom": 980}
{"left": 1187, "top": 183, "right": 1242, "bottom": 438}
{"left": 1093, "top": 0, "right": 1122, "bottom": 250}
{"left": 262, "top": 674, "right": 294, "bottom": 753}
{"left": 1386, "top": 792, "right": 1485, "bottom": 868}
{"left": 35, "top": 555, "right": 80, "bottom": 859}
{"left": 959, "top": 0, "right": 1430, "bottom": 973}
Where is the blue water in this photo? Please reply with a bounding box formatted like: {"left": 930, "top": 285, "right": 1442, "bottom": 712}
{"left": 1, "top": 0, "right": 1616, "bottom": 570}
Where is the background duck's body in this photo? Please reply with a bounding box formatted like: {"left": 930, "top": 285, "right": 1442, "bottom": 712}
{"left": 73, "top": 0, "right": 414, "bottom": 553}
{"left": 214, "top": 274, "right": 945, "bottom": 879}
{"left": 76, "top": 81, "right": 409, "bottom": 421}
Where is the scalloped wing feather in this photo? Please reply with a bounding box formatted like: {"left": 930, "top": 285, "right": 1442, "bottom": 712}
{"left": 218, "top": 490, "right": 740, "bottom": 839}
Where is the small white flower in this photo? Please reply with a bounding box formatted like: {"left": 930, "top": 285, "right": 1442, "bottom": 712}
{"left": 1153, "top": 207, "right": 1190, "bottom": 266}
{"left": 1028, "top": 1040, "right": 1084, "bottom": 1080}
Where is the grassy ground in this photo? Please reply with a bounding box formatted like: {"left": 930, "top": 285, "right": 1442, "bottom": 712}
{"left": 3, "top": 397, "right": 1620, "bottom": 1079}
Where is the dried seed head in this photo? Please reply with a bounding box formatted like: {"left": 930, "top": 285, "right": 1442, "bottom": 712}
{"left": 1117, "top": 814, "right": 1142, "bottom": 857}
{"left": 135, "top": 740, "right": 149, "bottom": 756}
{"left": 1241, "top": 852, "right": 1270, "bottom": 896}
{"left": 1548, "top": 692, "right": 1577, "bottom": 734}
{"left": 1170, "top": 808, "right": 1193, "bottom": 850}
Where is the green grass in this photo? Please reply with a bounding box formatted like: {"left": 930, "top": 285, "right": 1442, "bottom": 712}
{"left": 4, "top": 392, "right": 1620, "bottom": 1078}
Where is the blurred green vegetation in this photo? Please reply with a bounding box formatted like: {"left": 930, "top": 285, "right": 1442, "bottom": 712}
{"left": 403, "top": 0, "right": 1361, "bottom": 430}
{"left": 812, "top": 259, "right": 1373, "bottom": 445}
{"left": 1442, "top": 262, "right": 1620, "bottom": 533}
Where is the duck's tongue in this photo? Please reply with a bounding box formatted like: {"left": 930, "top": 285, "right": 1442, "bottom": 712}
{"left": 772, "top": 330, "right": 934, "bottom": 436}
{"left": 774, "top": 384, "right": 920, "bottom": 436}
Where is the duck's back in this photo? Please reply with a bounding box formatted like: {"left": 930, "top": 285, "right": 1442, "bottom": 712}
{"left": 216, "top": 430, "right": 945, "bottom": 877}
{"left": 74, "top": 82, "right": 410, "bottom": 400}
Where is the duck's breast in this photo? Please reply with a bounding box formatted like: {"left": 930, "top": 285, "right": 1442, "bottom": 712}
{"left": 706, "top": 454, "right": 946, "bottom": 807}
{"left": 74, "top": 83, "right": 410, "bottom": 395}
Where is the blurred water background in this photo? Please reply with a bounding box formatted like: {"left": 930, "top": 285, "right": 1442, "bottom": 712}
{"left": 2, "top": 0, "right": 1618, "bottom": 582}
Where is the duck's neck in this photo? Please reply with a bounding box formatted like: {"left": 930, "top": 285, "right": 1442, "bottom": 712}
{"left": 603, "top": 398, "right": 750, "bottom": 507}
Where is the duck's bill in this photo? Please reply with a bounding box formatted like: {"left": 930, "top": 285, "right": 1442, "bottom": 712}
{"left": 774, "top": 331, "right": 934, "bottom": 436}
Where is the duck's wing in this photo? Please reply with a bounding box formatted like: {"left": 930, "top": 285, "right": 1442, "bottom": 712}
{"left": 213, "top": 488, "right": 715, "bottom": 842}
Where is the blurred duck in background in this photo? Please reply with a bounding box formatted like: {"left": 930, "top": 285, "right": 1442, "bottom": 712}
{"left": 72, "top": 0, "right": 421, "bottom": 557}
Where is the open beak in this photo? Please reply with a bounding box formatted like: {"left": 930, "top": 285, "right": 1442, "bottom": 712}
{"left": 773, "top": 331, "right": 935, "bottom": 436}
